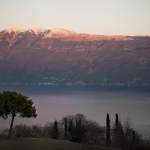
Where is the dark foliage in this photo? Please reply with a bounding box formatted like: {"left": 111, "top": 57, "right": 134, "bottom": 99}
{"left": 106, "top": 113, "right": 111, "bottom": 147}
{"left": 51, "top": 120, "right": 59, "bottom": 139}
{"left": 0, "top": 112, "right": 149, "bottom": 149}
{"left": 64, "top": 117, "right": 67, "bottom": 140}
{"left": 0, "top": 91, "right": 37, "bottom": 138}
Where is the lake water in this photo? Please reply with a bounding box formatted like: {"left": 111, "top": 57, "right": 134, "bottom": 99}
{"left": 0, "top": 85, "right": 150, "bottom": 137}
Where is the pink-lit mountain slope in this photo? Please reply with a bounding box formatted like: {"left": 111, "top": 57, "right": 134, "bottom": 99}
{"left": 0, "top": 28, "right": 150, "bottom": 85}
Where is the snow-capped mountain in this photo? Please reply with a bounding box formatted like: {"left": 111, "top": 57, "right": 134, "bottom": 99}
{"left": 0, "top": 28, "right": 150, "bottom": 85}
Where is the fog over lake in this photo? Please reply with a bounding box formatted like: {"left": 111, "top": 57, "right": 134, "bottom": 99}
{"left": 0, "top": 85, "right": 150, "bottom": 136}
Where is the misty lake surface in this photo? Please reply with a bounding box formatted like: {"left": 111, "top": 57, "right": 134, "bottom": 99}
{"left": 0, "top": 85, "right": 150, "bottom": 136}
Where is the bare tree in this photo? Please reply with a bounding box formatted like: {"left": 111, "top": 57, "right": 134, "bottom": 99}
{"left": 43, "top": 122, "right": 52, "bottom": 138}
{"left": 112, "top": 115, "right": 142, "bottom": 149}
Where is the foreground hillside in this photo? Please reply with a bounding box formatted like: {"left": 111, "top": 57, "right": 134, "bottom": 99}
{"left": 0, "top": 138, "right": 114, "bottom": 150}
{"left": 0, "top": 28, "right": 150, "bottom": 85}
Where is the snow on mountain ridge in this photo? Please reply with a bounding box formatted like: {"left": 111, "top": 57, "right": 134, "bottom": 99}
{"left": 51, "top": 28, "right": 77, "bottom": 35}
{"left": 41, "top": 28, "right": 78, "bottom": 38}
{"left": 2, "top": 28, "right": 136, "bottom": 41}
{"left": 32, "top": 28, "right": 46, "bottom": 34}
{"left": 3, "top": 28, "right": 78, "bottom": 36}
{"left": 6, "top": 28, "right": 26, "bottom": 33}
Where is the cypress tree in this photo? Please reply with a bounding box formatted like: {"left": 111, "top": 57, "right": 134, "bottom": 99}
{"left": 114, "top": 113, "right": 124, "bottom": 148}
{"left": 51, "top": 120, "right": 59, "bottom": 139}
{"left": 115, "top": 113, "right": 119, "bottom": 146}
{"left": 68, "top": 120, "right": 74, "bottom": 141}
{"left": 115, "top": 113, "right": 119, "bottom": 130}
{"left": 106, "top": 113, "right": 111, "bottom": 146}
{"left": 74, "top": 118, "right": 85, "bottom": 143}
{"left": 64, "top": 117, "right": 68, "bottom": 140}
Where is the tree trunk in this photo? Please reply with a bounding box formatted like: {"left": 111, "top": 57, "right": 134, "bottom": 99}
{"left": 8, "top": 114, "right": 15, "bottom": 138}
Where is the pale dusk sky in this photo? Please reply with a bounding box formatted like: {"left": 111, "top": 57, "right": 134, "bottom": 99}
{"left": 0, "top": 0, "right": 150, "bottom": 35}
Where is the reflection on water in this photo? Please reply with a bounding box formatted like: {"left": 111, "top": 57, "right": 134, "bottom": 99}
{"left": 0, "top": 85, "right": 150, "bottom": 136}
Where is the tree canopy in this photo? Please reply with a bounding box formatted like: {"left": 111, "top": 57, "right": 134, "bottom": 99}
{"left": 0, "top": 91, "right": 37, "bottom": 137}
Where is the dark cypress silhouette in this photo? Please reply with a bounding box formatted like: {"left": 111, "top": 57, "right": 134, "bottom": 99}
{"left": 68, "top": 120, "right": 74, "bottom": 141}
{"left": 115, "top": 113, "right": 119, "bottom": 130}
{"left": 74, "top": 118, "right": 85, "bottom": 143}
{"left": 106, "top": 113, "right": 111, "bottom": 146}
{"left": 51, "top": 120, "right": 59, "bottom": 139}
{"left": 115, "top": 113, "right": 120, "bottom": 147}
{"left": 64, "top": 117, "right": 68, "bottom": 140}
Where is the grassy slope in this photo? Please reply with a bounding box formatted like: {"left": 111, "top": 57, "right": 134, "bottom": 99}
{"left": 0, "top": 138, "right": 116, "bottom": 150}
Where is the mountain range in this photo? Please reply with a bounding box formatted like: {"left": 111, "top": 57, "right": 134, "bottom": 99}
{"left": 0, "top": 28, "right": 150, "bottom": 85}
